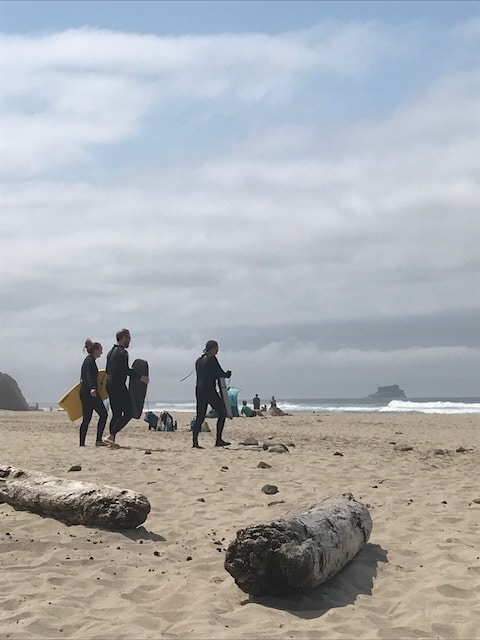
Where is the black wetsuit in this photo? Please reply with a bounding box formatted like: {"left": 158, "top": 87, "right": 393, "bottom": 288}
{"left": 106, "top": 344, "right": 140, "bottom": 437}
{"left": 79, "top": 354, "right": 107, "bottom": 446}
{"left": 192, "top": 354, "right": 229, "bottom": 446}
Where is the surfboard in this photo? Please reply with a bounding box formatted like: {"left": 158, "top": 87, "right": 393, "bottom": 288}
{"left": 129, "top": 359, "right": 149, "bottom": 419}
{"left": 219, "top": 377, "right": 233, "bottom": 419}
{"left": 58, "top": 369, "right": 108, "bottom": 422}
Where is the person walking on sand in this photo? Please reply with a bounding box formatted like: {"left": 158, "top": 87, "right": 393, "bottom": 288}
{"left": 79, "top": 339, "right": 108, "bottom": 447}
{"left": 104, "top": 328, "right": 149, "bottom": 448}
{"left": 191, "top": 340, "right": 232, "bottom": 449}
{"left": 252, "top": 394, "right": 261, "bottom": 412}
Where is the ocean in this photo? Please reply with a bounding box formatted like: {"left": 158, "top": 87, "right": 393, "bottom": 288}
{"left": 38, "top": 396, "right": 480, "bottom": 415}
{"left": 146, "top": 397, "right": 480, "bottom": 415}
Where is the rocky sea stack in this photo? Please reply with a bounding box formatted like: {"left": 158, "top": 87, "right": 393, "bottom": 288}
{"left": 0, "top": 373, "right": 30, "bottom": 411}
{"left": 367, "top": 384, "right": 407, "bottom": 400}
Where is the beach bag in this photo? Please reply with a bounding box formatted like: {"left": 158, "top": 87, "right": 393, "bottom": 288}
{"left": 160, "top": 411, "right": 177, "bottom": 432}
{"left": 144, "top": 411, "right": 159, "bottom": 430}
{"left": 228, "top": 387, "right": 240, "bottom": 417}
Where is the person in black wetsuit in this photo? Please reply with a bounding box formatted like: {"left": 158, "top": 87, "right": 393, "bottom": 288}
{"left": 104, "top": 328, "right": 149, "bottom": 447}
{"left": 192, "top": 340, "right": 231, "bottom": 449}
{"left": 79, "top": 339, "right": 108, "bottom": 447}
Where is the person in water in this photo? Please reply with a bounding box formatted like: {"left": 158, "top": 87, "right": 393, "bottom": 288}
{"left": 191, "top": 340, "right": 231, "bottom": 449}
{"left": 79, "top": 339, "right": 108, "bottom": 447}
{"left": 104, "top": 328, "right": 149, "bottom": 448}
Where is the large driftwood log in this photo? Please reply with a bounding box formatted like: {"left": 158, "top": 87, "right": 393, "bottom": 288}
{"left": 0, "top": 464, "right": 150, "bottom": 530}
{"left": 224, "top": 492, "right": 372, "bottom": 596}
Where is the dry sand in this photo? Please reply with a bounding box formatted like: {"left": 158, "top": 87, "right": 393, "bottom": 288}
{"left": 1, "top": 409, "right": 479, "bottom": 639}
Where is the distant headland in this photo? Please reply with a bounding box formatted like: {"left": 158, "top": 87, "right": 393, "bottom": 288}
{"left": 0, "top": 372, "right": 30, "bottom": 411}
{"left": 367, "top": 385, "right": 407, "bottom": 400}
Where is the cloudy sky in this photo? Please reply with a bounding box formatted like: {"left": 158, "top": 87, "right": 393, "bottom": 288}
{"left": 1, "top": 0, "right": 479, "bottom": 404}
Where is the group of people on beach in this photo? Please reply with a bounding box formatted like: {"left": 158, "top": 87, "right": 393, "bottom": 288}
{"left": 79, "top": 332, "right": 232, "bottom": 450}
{"left": 79, "top": 329, "right": 149, "bottom": 449}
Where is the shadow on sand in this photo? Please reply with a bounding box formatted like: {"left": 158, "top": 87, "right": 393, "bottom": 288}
{"left": 120, "top": 525, "right": 166, "bottom": 542}
{"left": 243, "top": 543, "right": 388, "bottom": 619}
{"left": 119, "top": 446, "right": 167, "bottom": 453}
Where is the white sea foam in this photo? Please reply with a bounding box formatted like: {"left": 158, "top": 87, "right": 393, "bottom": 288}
{"left": 151, "top": 399, "right": 480, "bottom": 414}
{"left": 380, "top": 400, "right": 480, "bottom": 414}
{"left": 152, "top": 401, "right": 196, "bottom": 412}
{"left": 44, "top": 398, "right": 480, "bottom": 415}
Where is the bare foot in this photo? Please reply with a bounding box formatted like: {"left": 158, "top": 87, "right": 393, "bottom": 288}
{"left": 103, "top": 435, "right": 120, "bottom": 449}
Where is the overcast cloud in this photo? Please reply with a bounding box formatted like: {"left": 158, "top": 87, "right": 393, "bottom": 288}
{"left": 1, "top": 6, "right": 479, "bottom": 404}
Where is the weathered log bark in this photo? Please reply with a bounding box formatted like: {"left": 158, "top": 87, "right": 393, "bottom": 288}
{"left": 0, "top": 464, "right": 150, "bottom": 530}
{"left": 224, "top": 492, "right": 372, "bottom": 596}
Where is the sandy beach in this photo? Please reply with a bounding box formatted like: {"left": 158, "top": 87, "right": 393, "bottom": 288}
{"left": 1, "top": 409, "right": 479, "bottom": 640}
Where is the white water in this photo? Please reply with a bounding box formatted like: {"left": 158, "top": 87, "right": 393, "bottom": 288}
{"left": 47, "top": 398, "right": 480, "bottom": 415}
{"left": 380, "top": 400, "right": 480, "bottom": 414}
{"left": 148, "top": 398, "right": 480, "bottom": 415}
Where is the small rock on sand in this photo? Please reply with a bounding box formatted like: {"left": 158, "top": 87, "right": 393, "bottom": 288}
{"left": 257, "top": 461, "right": 272, "bottom": 469}
{"left": 268, "top": 444, "right": 289, "bottom": 454}
{"left": 262, "top": 484, "right": 279, "bottom": 495}
{"left": 394, "top": 444, "right": 413, "bottom": 452}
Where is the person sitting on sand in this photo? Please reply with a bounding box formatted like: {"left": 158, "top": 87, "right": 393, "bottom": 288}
{"left": 241, "top": 400, "right": 257, "bottom": 417}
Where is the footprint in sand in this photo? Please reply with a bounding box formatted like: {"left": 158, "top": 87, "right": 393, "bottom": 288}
{"left": 436, "top": 584, "right": 476, "bottom": 599}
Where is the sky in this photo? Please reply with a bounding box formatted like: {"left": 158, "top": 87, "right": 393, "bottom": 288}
{"left": 1, "top": 0, "right": 479, "bottom": 404}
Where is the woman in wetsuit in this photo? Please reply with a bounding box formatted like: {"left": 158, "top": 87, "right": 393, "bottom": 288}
{"left": 191, "top": 340, "right": 231, "bottom": 449}
{"left": 79, "top": 339, "right": 108, "bottom": 447}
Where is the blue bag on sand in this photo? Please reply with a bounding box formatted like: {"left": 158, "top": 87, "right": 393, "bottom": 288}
{"left": 144, "top": 411, "right": 159, "bottom": 430}
{"left": 228, "top": 387, "right": 239, "bottom": 417}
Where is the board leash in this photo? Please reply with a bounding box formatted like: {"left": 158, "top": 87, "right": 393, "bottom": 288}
{"left": 179, "top": 370, "right": 194, "bottom": 382}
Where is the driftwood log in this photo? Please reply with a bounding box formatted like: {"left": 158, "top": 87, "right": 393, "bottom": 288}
{"left": 224, "top": 492, "right": 372, "bottom": 596}
{"left": 0, "top": 464, "right": 150, "bottom": 530}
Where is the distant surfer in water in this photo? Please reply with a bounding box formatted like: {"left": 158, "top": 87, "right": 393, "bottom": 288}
{"left": 192, "top": 340, "right": 232, "bottom": 449}
{"left": 104, "top": 328, "right": 149, "bottom": 448}
{"left": 79, "top": 339, "right": 108, "bottom": 447}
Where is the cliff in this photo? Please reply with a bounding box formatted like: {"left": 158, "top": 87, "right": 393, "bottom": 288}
{"left": 367, "top": 385, "right": 407, "bottom": 400}
{"left": 0, "top": 372, "right": 30, "bottom": 411}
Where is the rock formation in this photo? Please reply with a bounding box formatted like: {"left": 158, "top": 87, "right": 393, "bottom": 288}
{"left": 367, "top": 384, "right": 406, "bottom": 400}
{"left": 0, "top": 373, "right": 30, "bottom": 411}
